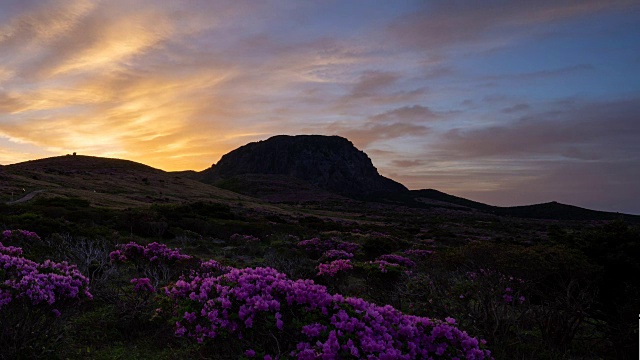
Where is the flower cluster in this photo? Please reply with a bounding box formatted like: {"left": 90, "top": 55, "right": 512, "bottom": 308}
{"left": 130, "top": 278, "right": 155, "bottom": 293}
{"left": 367, "top": 231, "right": 391, "bottom": 238}
{"left": 319, "top": 249, "right": 354, "bottom": 261}
{"left": 296, "top": 238, "right": 323, "bottom": 251}
{"left": 1, "top": 242, "right": 92, "bottom": 311}
{"left": 297, "top": 237, "right": 360, "bottom": 254}
{"left": 404, "top": 249, "right": 434, "bottom": 257}
{"left": 164, "top": 266, "right": 491, "bottom": 359}
{"left": 229, "top": 234, "right": 261, "bottom": 243}
{"left": 110, "top": 241, "right": 192, "bottom": 264}
{"left": 502, "top": 287, "right": 525, "bottom": 304}
{"left": 462, "top": 269, "right": 527, "bottom": 306}
{"left": 377, "top": 254, "right": 416, "bottom": 268}
{"left": 1, "top": 229, "right": 42, "bottom": 243}
{"left": 317, "top": 259, "right": 353, "bottom": 277}
{"left": 367, "top": 259, "right": 401, "bottom": 273}
{"left": 0, "top": 241, "right": 22, "bottom": 256}
{"left": 199, "top": 259, "right": 231, "bottom": 274}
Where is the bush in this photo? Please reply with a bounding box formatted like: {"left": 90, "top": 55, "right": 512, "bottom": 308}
{"left": 361, "top": 233, "right": 408, "bottom": 259}
{"left": 163, "top": 267, "right": 492, "bottom": 359}
{"left": 0, "top": 235, "right": 92, "bottom": 359}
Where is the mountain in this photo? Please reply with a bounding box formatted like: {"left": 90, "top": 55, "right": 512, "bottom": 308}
{"left": 197, "top": 135, "right": 408, "bottom": 197}
{"left": 2, "top": 141, "right": 637, "bottom": 223}
{"left": 366, "top": 189, "right": 640, "bottom": 223}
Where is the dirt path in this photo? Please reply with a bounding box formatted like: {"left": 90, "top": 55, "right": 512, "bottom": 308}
{"left": 6, "top": 190, "right": 45, "bottom": 204}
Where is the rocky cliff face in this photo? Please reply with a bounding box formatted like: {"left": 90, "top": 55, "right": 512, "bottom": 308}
{"left": 200, "top": 135, "right": 407, "bottom": 196}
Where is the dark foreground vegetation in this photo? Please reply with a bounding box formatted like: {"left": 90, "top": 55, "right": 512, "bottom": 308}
{"left": 1, "top": 196, "right": 638, "bottom": 359}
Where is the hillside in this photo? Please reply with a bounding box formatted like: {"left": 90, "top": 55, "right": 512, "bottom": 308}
{"left": 364, "top": 189, "right": 640, "bottom": 223}
{"left": 213, "top": 173, "right": 349, "bottom": 203}
{"left": 1, "top": 155, "right": 259, "bottom": 209}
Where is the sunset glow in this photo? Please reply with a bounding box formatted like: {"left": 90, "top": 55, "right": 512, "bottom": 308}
{"left": 1, "top": 1, "right": 639, "bottom": 213}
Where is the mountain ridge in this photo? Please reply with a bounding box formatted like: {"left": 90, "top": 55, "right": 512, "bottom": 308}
{"left": 366, "top": 189, "right": 637, "bottom": 222}
{"left": 1, "top": 139, "right": 637, "bottom": 222}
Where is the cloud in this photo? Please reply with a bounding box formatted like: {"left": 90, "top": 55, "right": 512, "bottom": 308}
{"left": 482, "top": 64, "right": 595, "bottom": 83}
{"left": 0, "top": 0, "right": 167, "bottom": 80}
{"left": 0, "top": 1, "right": 282, "bottom": 170}
{"left": 321, "top": 104, "right": 442, "bottom": 148}
{"left": 386, "top": 97, "right": 640, "bottom": 213}
{"left": 0, "top": 0, "right": 95, "bottom": 52}
{"left": 436, "top": 97, "right": 640, "bottom": 160}
{"left": 501, "top": 103, "right": 530, "bottom": 114}
{"left": 0, "top": 91, "right": 25, "bottom": 113}
{"left": 370, "top": 105, "right": 440, "bottom": 123}
{"left": 327, "top": 122, "right": 430, "bottom": 148}
{"left": 386, "top": 1, "right": 632, "bottom": 52}
{"left": 448, "top": 159, "right": 640, "bottom": 214}
{"left": 391, "top": 159, "right": 424, "bottom": 168}
{"left": 333, "top": 70, "right": 427, "bottom": 110}
{"left": 350, "top": 71, "right": 398, "bottom": 98}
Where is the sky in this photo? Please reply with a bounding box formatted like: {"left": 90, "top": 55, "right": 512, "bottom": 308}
{"left": 1, "top": 0, "right": 639, "bottom": 214}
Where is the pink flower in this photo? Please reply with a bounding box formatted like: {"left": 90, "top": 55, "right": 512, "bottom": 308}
{"left": 317, "top": 259, "right": 353, "bottom": 277}
{"left": 163, "top": 266, "right": 492, "bottom": 359}
{"left": 377, "top": 254, "right": 416, "bottom": 268}
{"left": 130, "top": 278, "right": 155, "bottom": 293}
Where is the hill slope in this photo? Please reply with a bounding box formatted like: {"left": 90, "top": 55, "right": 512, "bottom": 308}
{"left": 366, "top": 189, "right": 640, "bottom": 222}
{"left": 1, "top": 155, "right": 258, "bottom": 209}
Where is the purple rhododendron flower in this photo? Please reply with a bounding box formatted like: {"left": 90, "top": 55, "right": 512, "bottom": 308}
{"left": 377, "top": 254, "right": 416, "bottom": 268}
{"left": 130, "top": 278, "right": 155, "bottom": 293}
{"left": 404, "top": 249, "right": 434, "bottom": 257}
{"left": 230, "top": 234, "right": 261, "bottom": 243}
{"left": 110, "top": 241, "right": 191, "bottom": 264}
{"left": 0, "top": 231, "right": 92, "bottom": 313}
{"left": 163, "top": 265, "right": 492, "bottom": 359}
{"left": 297, "top": 237, "right": 360, "bottom": 253}
{"left": 245, "top": 349, "right": 256, "bottom": 357}
{"left": 320, "top": 250, "right": 354, "bottom": 261}
{"left": 317, "top": 259, "right": 353, "bottom": 277}
{"left": 367, "top": 259, "right": 401, "bottom": 273}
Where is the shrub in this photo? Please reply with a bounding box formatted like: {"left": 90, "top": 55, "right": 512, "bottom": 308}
{"left": 0, "top": 238, "right": 92, "bottom": 359}
{"left": 319, "top": 249, "right": 354, "bottom": 262}
{"left": 1, "top": 229, "right": 42, "bottom": 253}
{"left": 163, "top": 266, "right": 492, "bottom": 359}
{"left": 45, "top": 233, "right": 117, "bottom": 299}
{"left": 229, "top": 233, "right": 261, "bottom": 243}
{"left": 361, "top": 233, "right": 407, "bottom": 259}
{"left": 316, "top": 259, "right": 353, "bottom": 277}
{"left": 377, "top": 254, "right": 416, "bottom": 268}
{"left": 297, "top": 237, "right": 360, "bottom": 258}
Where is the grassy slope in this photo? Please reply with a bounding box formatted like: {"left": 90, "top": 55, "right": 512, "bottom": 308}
{"left": 2, "top": 155, "right": 270, "bottom": 210}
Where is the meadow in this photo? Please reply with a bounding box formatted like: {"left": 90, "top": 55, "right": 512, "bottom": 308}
{"left": 1, "top": 193, "right": 638, "bottom": 359}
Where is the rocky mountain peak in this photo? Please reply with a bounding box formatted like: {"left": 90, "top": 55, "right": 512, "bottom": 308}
{"left": 200, "top": 135, "right": 408, "bottom": 196}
